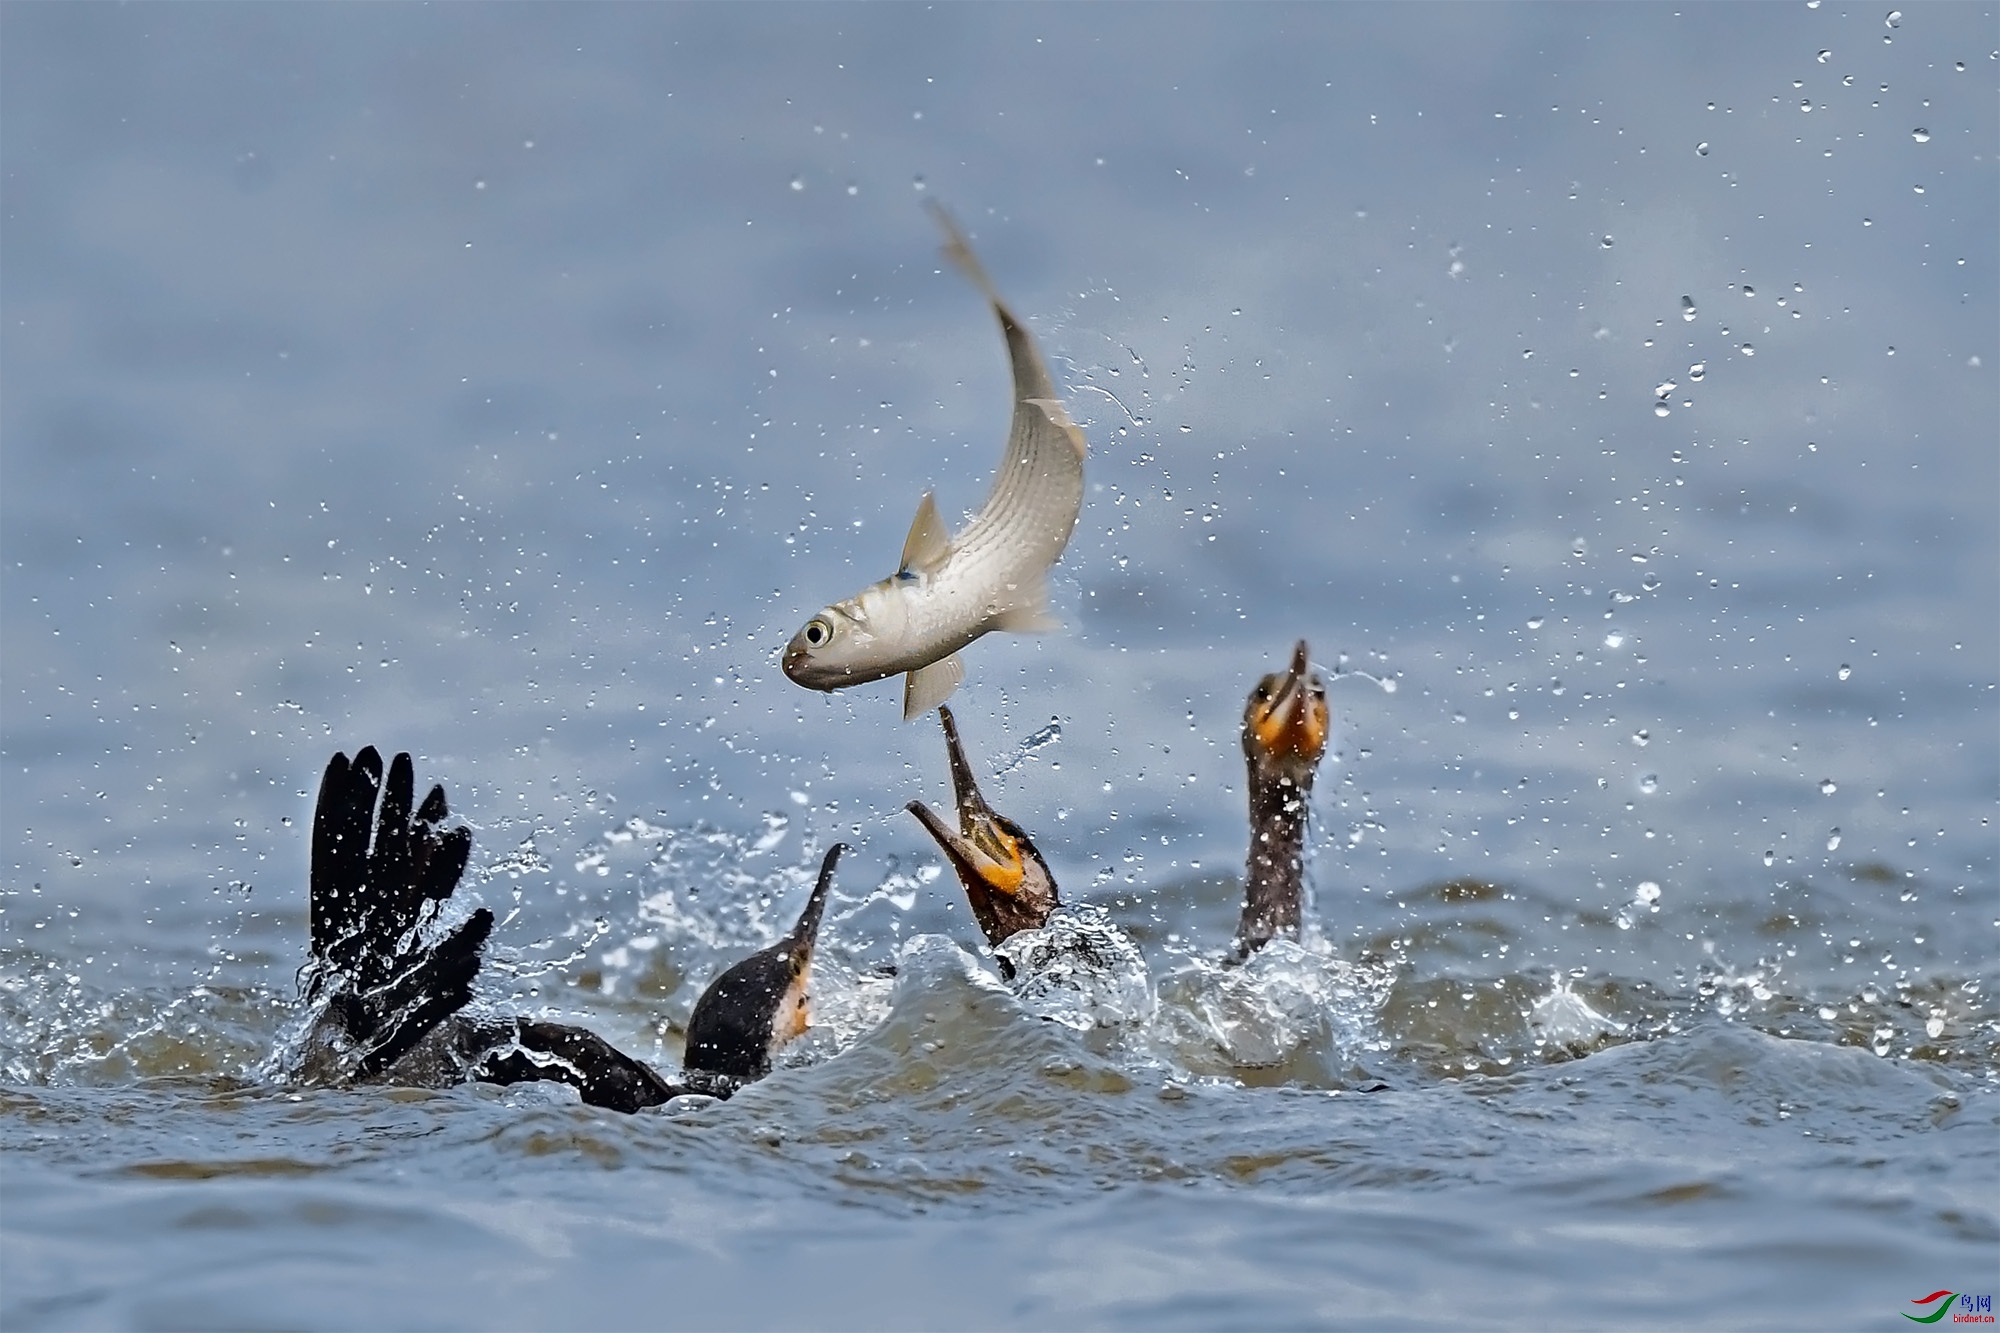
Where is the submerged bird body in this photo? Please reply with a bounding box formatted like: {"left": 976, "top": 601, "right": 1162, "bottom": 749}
{"left": 296, "top": 746, "right": 843, "bottom": 1112}
{"left": 1234, "top": 641, "right": 1331, "bottom": 957}
{"left": 906, "top": 704, "right": 1060, "bottom": 952}
{"left": 784, "top": 206, "right": 1087, "bottom": 720}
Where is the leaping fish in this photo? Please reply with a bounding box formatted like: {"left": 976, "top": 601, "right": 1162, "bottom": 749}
{"left": 782, "top": 204, "right": 1088, "bottom": 720}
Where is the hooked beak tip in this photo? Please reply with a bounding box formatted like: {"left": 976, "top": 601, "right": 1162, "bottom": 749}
{"left": 1251, "top": 642, "right": 1328, "bottom": 765}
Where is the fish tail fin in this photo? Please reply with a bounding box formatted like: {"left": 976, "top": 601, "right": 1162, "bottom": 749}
{"left": 904, "top": 652, "right": 965, "bottom": 720}
{"left": 926, "top": 200, "right": 1002, "bottom": 305}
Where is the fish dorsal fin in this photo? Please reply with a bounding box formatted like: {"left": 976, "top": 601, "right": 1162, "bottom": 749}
{"left": 903, "top": 652, "right": 964, "bottom": 720}
{"left": 900, "top": 492, "right": 953, "bottom": 574}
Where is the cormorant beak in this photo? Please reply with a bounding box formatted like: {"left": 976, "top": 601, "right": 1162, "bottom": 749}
{"left": 906, "top": 705, "right": 1059, "bottom": 947}
{"left": 682, "top": 843, "right": 846, "bottom": 1086}
{"left": 766, "top": 842, "right": 842, "bottom": 1045}
{"left": 1245, "top": 639, "right": 1330, "bottom": 770}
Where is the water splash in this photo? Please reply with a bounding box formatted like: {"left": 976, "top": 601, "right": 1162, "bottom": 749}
{"left": 991, "top": 718, "right": 1063, "bottom": 778}
{"left": 1530, "top": 977, "right": 1628, "bottom": 1050}
{"left": 1152, "top": 939, "right": 1395, "bottom": 1074}
{"left": 995, "top": 904, "right": 1154, "bottom": 1031}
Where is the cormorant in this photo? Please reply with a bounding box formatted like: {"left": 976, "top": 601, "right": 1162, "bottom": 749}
{"left": 905, "top": 704, "right": 1059, "bottom": 952}
{"left": 296, "top": 746, "right": 842, "bottom": 1113}
{"left": 1232, "top": 640, "right": 1330, "bottom": 957}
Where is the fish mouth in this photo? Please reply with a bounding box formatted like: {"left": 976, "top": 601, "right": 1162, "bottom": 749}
{"left": 1248, "top": 639, "right": 1329, "bottom": 765}
{"left": 782, "top": 634, "right": 897, "bottom": 692}
{"left": 782, "top": 642, "right": 847, "bottom": 691}
{"left": 780, "top": 642, "right": 821, "bottom": 687}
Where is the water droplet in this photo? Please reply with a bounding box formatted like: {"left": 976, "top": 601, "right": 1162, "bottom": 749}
{"left": 1912, "top": 127, "right": 1931, "bottom": 143}
{"left": 1925, "top": 1015, "right": 1944, "bottom": 1039}
{"left": 1739, "top": 343, "right": 1755, "bottom": 356}
{"left": 1816, "top": 49, "right": 1833, "bottom": 63}
{"left": 1763, "top": 850, "right": 1776, "bottom": 867}
{"left": 1604, "top": 630, "right": 1626, "bottom": 649}
{"left": 1522, "top": 348, "right": 1534, "bottom": 360}
{"left": 1636, "top": 881, "right": 1662, "bottom": 905}
{"left": 1655, "top": 380, "right": 1677, "bottom": 398}
{"left": 1826, "top": 828, "right": 1842, "bottom": 851}
{"left": 1681, "top": 297, "right": 1698, "bottom": 322}
{"left": 1654, "top": 404, "right": 1672, "bottom": 418}
{"left": 1526, "top": 615, "right": 1545, "bottom": 630}
{"left": 1884, "top": 9, "right": 1901, "bottom": 28}
{"left": 1819, "top": 778, "right": 1838, "bottom": 795}
{"left": 1638, "top": 774, "right": 1659, "bottom": 795}
{"left": 1570, "top": 537, "right": 1588, "bottom": 558}
{"left": 1641, "top": 573, "right": 1661, "bottom": 591}
{"left": 1600, "top": 235, "right": 1615, "bottom": 249}
{"left": 1695, "top": 142, "right": 1710, "bottom": 157}
{"left": 1632, "top": 729, "right": 1651, "bottom": 747}
{"left": 1837, "top": 664, "right": 1852, "bottom": 681}
{"left": 1688, "top": 362, "right": 1706, "bottom": 382}
{"left": 789, "top": 176, "right": 805, "bottom": 192}
{"left": 1799, "top": 99, "right": 1813, "bottom": 113}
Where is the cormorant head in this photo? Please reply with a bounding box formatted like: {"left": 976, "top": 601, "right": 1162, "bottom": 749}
{"left": 682, "top": 843, "right": 846, "bottom": 1090}
{"left": 906, "top": 704, "right": 1060, "bottom": 948}
{"left": 1242, "top": 640, "right": 1329, "bottom": 790}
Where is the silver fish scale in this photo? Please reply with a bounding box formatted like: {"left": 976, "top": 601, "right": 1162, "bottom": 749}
{"left": 782, "top": 209, "right": 1086, "bottom": 711}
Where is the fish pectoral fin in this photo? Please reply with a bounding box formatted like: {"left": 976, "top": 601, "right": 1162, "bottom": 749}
{"left": 903, "top": 653, "right": 964, "bottom": 720}
{"left": 899, "top": 492, "right": 954, "bottom": 574}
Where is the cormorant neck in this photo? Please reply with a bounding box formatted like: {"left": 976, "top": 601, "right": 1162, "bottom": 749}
{"left": 1235, "top": 767, "right": 1314, "bottom": 956}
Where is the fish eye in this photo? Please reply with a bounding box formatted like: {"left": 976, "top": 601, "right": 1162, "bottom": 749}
{"left": 803, "top": 617, "right": 832, "bottom": 647}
